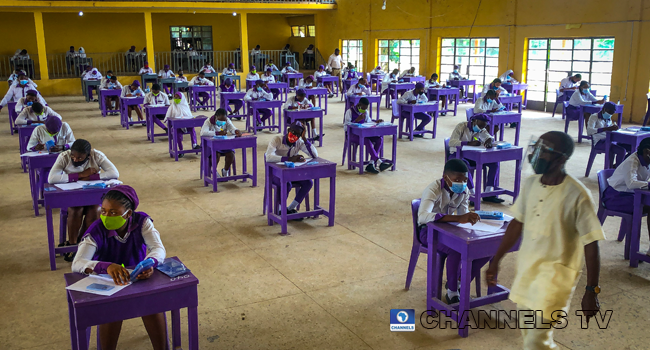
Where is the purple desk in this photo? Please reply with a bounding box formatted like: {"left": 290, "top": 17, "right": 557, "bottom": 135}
{"left": 201, "top": 135, "right": 257, "bottom": 192}
{"left": 304, "top": 87, "right": 329, "bottom": 115}
{"left": 265, "top": 157, "right": 336, "bottom": 235}
{"left": 345, "top": 94, "right": 381, "bottom": 121}
{"left": 119, "top": 96, "right": 145, "bottom": 129}
{"left": 451, "top": 146, "right": 523, "bottom": 210}
{"left": 18, "top": 124, "right": 37, "bottom": 172}
{"left": 82, "top": 80, "right": 101, "bottom": 102}
{"left": 144, "top": 105, "right": 169, "bottom": 143}
{"left": 631, "top": 190, "right": 650, "bottom": 267}
{"left": 284, "top": 109, "right": 324, "bottom": 146}
{"left": 577, "top": 104, "right": 624, "bottom": 143}
{"left": 370, "top": 73, "right": 385, "bottom": 94}
{"left": 167, "top": 117, "right": 207, "bottom": 161}
{"left": 219, "top": 91, "right": 246, "bottom": 117}
{"left": 449, "top": 80, "right": 477, "bottom": 103}
{"left": 398, "top": 102, "right": 439, "bottom": 141}
{"left": 247, "top": 100, "right": 283, "bottom": 134}
{"left": 427, "top": 88, "right": 460, "bottom": 116}
{"left": 188, "top": 85, "right": 217, "bottom": 112}
{"left": 219, "top": 74, "right": 241, "bottom": 90}
{"left": 245, "top": 80, "right": 256, "bottom": 91}
{"left": 316, "top": 76, "right": 340, "bottom": 97}
{"left": 43, "top": 185, "right": 112, "bottom": 270}
{"left": 424, "top": 220, "right": 520, "bottom": 337}
{"left": 23, "top": 152, "right": 58, "bottom": 216}
{"left": 99, "top": 89, "right": 121, "bottom": 117}
{"left": 503, "top": 83, "right": 529, "bottom": 109}
{"left": 267, "top": 82, "right": 289, "bottom": 102}
{"left": 341, "top": 79, "right": 359, "bottom": 100}
{"left": 486, "top": 111, "right": 522, "bottom": 145}
{"left": 8, "top": 101, "right": 18, "bottom": 135}
{"left": 403, "top": 76, "right": 426, "bottom": 83}
{"left": 498, "top": 94, "right": 523, "bottom": 113}
{"left": 346, "top": 124, "right": 397, "bottom": 174}
{"left": 64, "top": 256, "right": 199, "bottom": 350}
{"left": 386, "top": 83, "right": 415, "bottom": 108}
{"left": 283, "top": 73, "right": 303, "bottom": 91}
{"left": 140, "top": 73, "right": 159, "bottom": 88}
{"left": 604, "top": 127, "right": 650, "bottom": 169}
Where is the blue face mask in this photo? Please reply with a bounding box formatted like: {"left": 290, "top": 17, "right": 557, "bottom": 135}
{"left": 473, "top": 125, "right": 481, "bottom": 133}
{"left": 20, "top": 80, "right": 28, "bottom": 85}
{"left": 453, "top": 70, "right": 459, "bottom": 73}
{"left": 216, "top": 120, "right": 226, "bottom": 127}
{"left": 26, "top": 101, "right": 33, "bottom": 106}
{"left": 257, "top": 87, "right": 263, "bottom": 92}
{"left": 450, "top": 181, "right": 467, "bottom": 194}
{"left": 358, "top": 84, "right": 365, "bottom": 89}
{"left": 493, "top": 86, "right": 499, "bottom": 91}
{"left": 486, "top": 98, "right": 493, "bottom": 104}
{"left": 582, "top": 88, "right": 589, "bottom": 93}
{"left": 602, "top": 112, "right": 612, "bottom": 120}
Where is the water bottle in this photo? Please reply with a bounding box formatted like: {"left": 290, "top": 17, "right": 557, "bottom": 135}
{"left": 617, "top": 99, "right": 621, "bottom": 105}
{"left": 603, "top": 95, "right": 608, "bottom": 102}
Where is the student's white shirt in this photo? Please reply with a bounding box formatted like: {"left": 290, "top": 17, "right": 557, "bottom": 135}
{"left": 418, "top": 179, "right": 470, "bottom": 225}
{"left": 198, "top": 65, "right": 215, "bottom": 74}
{"left": 83, "top": 70, "right": 103, "bottom": 80}
{"left": 144, "top": 92, "right": 170, "bottom": 106}
{"left": 448, "top": 121, "right": 493, "bottom": 153}
{"left": 121, "top": 85, "right": 144, "bottom": 98}
{"left": 397, "top": 90, "right": 428, "bottom": 105}
{"left": 175, "top": 76, "right": 188, "bottom": 82}
{"left": 559, "top": 77, "right": 579, "bottom": 96}
{"left": 163, "top": 96, "right": 194, "bottom": 123}
{"left": 425, "top": 80, "right": 442, "bottom": 88}
{"left": 138, "top": 67, "right": 154, "bottom": 74}
{"left": 281, "top": 67, "right": 298, "bottom": 74}
{"left": 222, "top": 68, "right": 237, "bottom": 75}
{"left": 246, "top": 73, "right": 260, "bottom": 81}
{"left": 343, "top": 109, "right": 372, "bottom": 132}
{"left": 448, "top": 72, "right": 464, "bottom": 81}
{"left": 72, "top": 218, "right": 166, "bottom": 274}
{"left": 264, "top": 64, "right": 279, "bottom": 71}
{"left": 16, "top": 106, "right": 62, "bottom": 125}
{"left": 399, "top": 69, "right": 415, "bottom": 78}
{"left": 101, "top": 81, "right": 123, "bottom": 90}
{"left": 304, "top": 48, "right": 314, "bottom": 54}
{"left": 200, "top": 118, "right": 238, "bottom": 137}
{"left": 346, "top": 83, "right": 370, "bottom": 96}
{"left": 48, "top": 149, "right": 119, "bottom": 184}
{"left": 481, "top": 84, "right": 508, "bottom": 95}
{"left": 473, "top": 98, "right": 504, "bottom": 114}
{"left": 342, "top": 69, "right": 357, "bottom": 80}
{"left": 586, "top": 113, "right": 616, "bottom": 143}
{"left": 314, "top": 71, "right": 329, "bottom": 78}
{"left": 218, "top": 85, "right": 239, "bottom": 93}
{"left": 265, "top": 135, "right": 318, "bottom": 163}
{"left": 26, "top": 122, "right": 75, "bottom": 151}
{"left": 1, "top": 82, "right": 39, "bottom": 106}
{"left": 381, "top": 73, "right": 399, "bottom": 92}
{"left": 509, "top": 174, "right": 605, "bottom": 317}
{"left": 244, "top": 88, "right": 273, "bottom": 102}
{"left": 189, "top": 77, "right": 215, "bottom": 86}
{"left": 370, "top": 68, "right": 384, "bottom": 74}
{"left": 251, "top": 49, "right": 261, "bottom": 56}
{"left": 15, "top": 94, "right": 47, "bottom": 113}
{"left": 158, "top": 70, "right": 175, "bottom": 79}
{"left": 327, "top": 54, "right": 342, "bottom": 70}
{"left": 607, "top": 153, "right": 650, "bottom": 192}
{"left": 297, "top": 79, "right": 314, "bottom": 89}
{"left": 568, "top": 90, "right": 598, "bottom": 107}
{"left": 10, "top": 77, "right": 37, "bottom": 87}
{"left": 283, "top": 96, "right": 314, "bottom": 110}
{"left": 66, "top": 51, "right": 77, "bottom": 58}
{"left": 261, "top": 74, "right": 276, "bottom": 83}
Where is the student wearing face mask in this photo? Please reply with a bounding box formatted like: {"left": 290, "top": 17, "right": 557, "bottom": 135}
{"left": 144, "top": 84, "right": 171, "bottom": 133}
{"left": 101, "top": 70, "right": 114, "bottom": 87}
{"left": 481, "top": 78, "right": 507, "bottom": 96}
{"left": 568, "top": 80, "right": 604, "bottom": 123}
{"left": 189, "top": 71, "right": 215, "bottom": 109}
{"left": 15, "top": 102, "right": 61, "bottom": 125}
{"left": 0, "top": 74, "right": 38, "bottom": 111}
{"left": 587, "top": 102, "right": 629, "bottom": 168}
{"left": 346, "top": 78, "right": 370, "bottom": 96}
{"left": 473, "top": 89, "right": 504, "bottom": 114}
{"left": 246, "top": 65, "right": 260, "bottom": 81}
{"left": 138, "top": 61, "right": 153, "bottom": 75}
{"left": 284, "top": 89, "right": 321, "bottom": 140}
{"left": 222, "top": 63, "right": 237, "bottom": 76}
{"left": 101, "top": 75, "right": 122, "bottom": 115}
{"left": 314, "top": 65, "right": 334, "bottom": 98}
{"left": 342, "top": 63, "right": 357, "bottom": 80}
{"left": 83, "top": 67, "right": 103, "bottom": 102}
{"left": 15, "top": 89, "right": 47, "bottom": 114}
{"left": 244, "top": 80, "right": 275, "bottom": 126}
{"left": 200, "top": 108, "right": 242, "bottom": 177}
{"left": 381, "top": 69, "right": 400, "bottom": 96}
{"left": 27, "top": 116, "right": 75, "bottom": 152}
{"left": 218, "top": 78, "right": 244, "bottom": 118}
{"left": 121, "top": 80, "right": 145, "bottom": 121}
{"left": 157, "top": 65, "right": 175, "bottom": 94}
{"left": 397, "top": 83, "right": 432, "bottom": 137}
{"left": 417, "top": 159, "right": 487, "bottom": 303}
{"left": 344, "top": 98, "right": 388, "bottom": 174}
{"left": 175, "top": 70, "right": 189, "bottom": 93}
{"left": 48, "top": 139, "right": 120, "bottom": 261}
{"left": 164, "top": 93, "right": 200, "bottom": 156}
{"left": 449, "top": 65, "right": 464, "bottom": 81}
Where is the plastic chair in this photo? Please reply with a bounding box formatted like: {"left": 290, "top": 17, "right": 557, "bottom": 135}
{"left": 465, "top": 108, "right": 474, "bottom": 122}
{"left": 563, "top": 101, "right": 580, "bottom": 133}
{"left": 390, "top": 99, "right": 400, "bottom": 124}
{"left": 552, "top": 89, "right": 566, "bottom": 118}
{"left": 8, "top": 101, "right": 18, "bottom": 135}
{"left": 199, "top": 149, "right": 237, "bottom": 180}
{"left": 585, "top": 138, "right": 606, "bottom": 177}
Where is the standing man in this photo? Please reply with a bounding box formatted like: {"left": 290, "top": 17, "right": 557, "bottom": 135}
{"left": 486, "top": 131, "right": 603, "bottom": 350}
{"left": 327, "top": 48, "right": 343, "bottom": 90}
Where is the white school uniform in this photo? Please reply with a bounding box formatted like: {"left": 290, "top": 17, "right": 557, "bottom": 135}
{"left": 586, "top": 113, "right": 616, "bottom": 143}
{"left": 297, "top": 79, "right": 314, "bottom": 89}
{"left": 1, "top": 82, "right": 39, "bottom": 107}
{"left": 265, "top": 64, "right": 279, "bottom": 71}
{"left": 473, "top": 98, "right": 504, "bottom": 114}
{"left": 246, "top": 73, "right": 260, "bottom": 81}
{"left": 189, "top": 76, "right": 215, "bottom": 86}
{"left": 222, "top": 68, "right": 237, "bottom": 75}
{"left": 370, "top": 68, "right": 384, "bottom": 74}
{"left": 399, "top": 69, "right": 415, "bottom": 78}
{"left": 163, "top": 94, "right": 194, "bottom": 123}
{"left": 381, "top": 73, "right": 399, "bottom": 93}
{"left": 200, "top": 118, "right": 238, "bottom": 137}
{"left": 499, "top": 70, "right": 519, "bottom": 84}
{"left": 568, "top": 90, "right": 598, "bottom": 107}
{"left": 448, "top": 121, "right": 493, "bottom": 153}
{"left": 417, "top": 179, "right": 470, "bottom": 225}
{"left": 261, "top": 74, "right": 276, "bottom": 83}
{"left": 426, "top": 79, "right": 442, "bottom": 88}
{"left": 83, "top": 70, "right": 103, "bottom": 80}
{"left": 244, "top": 88, "right": 273, "bottom": 102}
{"left": 281, "top": 66, "right": 298, "bottom": 74}
{"left": 481, "top": 84, "right": 508, "bottom": 95}
{"left": 138, "top": 67, "right": 154, "bottom": 75}
{"left": 121, "top": 85, "right": 144, "bottom": 98}
{"left": 559, "top": 77, "right": 580, "bottom": 96}
{"left": 397, "top": 90, "right": 428, "bottom": 105}
{"left": 265, "top": 135, "right": 318, "bottom": 163}
{"left": 346, "top": 83, "right": 370, "bottom": 96}
{"left": 343, "top": 108, "right": 372, "bottom": 132}
{"left": 26, "top": 122, "right": 75, "bottom": 151}
{"left": 48, "top": 149, "right": 119, "bottom": 184}
{"left": 175, "top": 76, "right": 188, "bottom": 83}
{"left": 448, "top": 71, "right": 464, "bottom": 81}
{"left": 314, "top": 70, "right": 329, "bottom": 79}
{"left": 101, "top": 80, "right": 123, "bottom": 90}
{"left": 10, "top": 77, "right": 37, "bottom": 87}
{"left": 199, "top": 65, "right": 216, "bottom": 74}
{"left": 283, "top": 96, "right": 314, "bottom": 110}
{"left": 15, "top": 94, "right": 47, "bottom": 114}
{"left": 16, "top": 106, "right": 62, "bottom": 125}
{"left": 158, "top": 70, "right": 175, "bottom": 79}
{"left": 342, "top": 69, "right": 357, "bottom": 80}
{"left": 144, "top": 92, "right": 170, "bottom": 106}
{"left": 607, "top": 153, "right": 650, "bottom": 192}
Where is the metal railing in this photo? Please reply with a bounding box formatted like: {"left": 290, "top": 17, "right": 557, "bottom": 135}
{"left": 315, "top": 48, "right": 326, "bottom": 69}
{"left": 1, "top": 55, "right": 40, "bottom": 81}
{"left": 47, "top": 52, "right": 148, "bottom": 79}
{"left": 153, "top": 51, "right": 240, "bottom": 73}
{"left": 249, "top": 50, "right": 298, "bottom": 70}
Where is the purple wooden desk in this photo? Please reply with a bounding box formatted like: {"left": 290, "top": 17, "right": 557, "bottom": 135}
{"left": 403, "top": 76, "right": 426, "bottom": 83}
{"left": 604, "top": 127, "right": 650, "bottom": 169}
{"left": 119, "top": 96, "right": 145, "bottom": 129}
{"left": 283, "top": 73, "right": 303, "bottom": 91}
{"left": 284, "top": 109, "right": 324, "bottom": 146}
{"left": 345, "top": 94, "right": 381, "bottom": 121}
{"left": 503, "top": 83, "right": 529, "bottom": 109}
{"left": 577, "top": 104, "right": 624, "bottom": 143}
{"left": 451, "top": 146, "right": 523, "bottom": 210}
{"left": 341, "top": 78, "right": 359, "bottom": 100}
{"left": 23, "top": 152, "right": 58, "bottom": 216}
{"left": 265, "top": 157, "right": 336, "bottom": 235}
{"left": 201, "top": 135, "right": 257, "bottom": 192}
{"left": 316, "top": 76, "right": 340, "bottom": 97}
{"left": 398, "top": 102, "right": 439, "bottom": 140}
{"left": 449, "top": 80, "right": 477, "bottom": 103}
{"left": 219, "top": 91, "right": 246, "bottom": 117}
{"left": 427, "top": 88, "right": 460, "bottom": 116}
{"left": 630, "top": 189, "right": 650, "bottom": 267}
{"left": 64, "top": 256, "right": 199, "bottom": 350}
{"left": 346, "top": 124, "right": 397, "bottom": 174}
{"left": 18, "top": 124, "right": 38, "bottom": 172}
{"left": 99, "top": 89, "right": 121, "bottom": 117}
{"left": 486, "top": 111, "right": 522, "bottom": 145}
{"left": 498, "top": 94, "right": 523, "bottom": 113}
{"left": 8, "top": 101, "right": 18, "bottom": 135}
{"left": 144, "top": 105, "right": 169, "bottom": 143}
{"left": 219, "top": 74, "right": 241, "bottom": 90}
{"left": 304, "top": 87, "right": 329, "bottom": 115}
{"left": 267, "top": 82, "right": 289, "bottom": 102}
{"left": 247, "top": 100, "right": 282, "bottom": 134}
{"left": 167, "top": 117, "right": 207, "bottom": 161}
{"left": 140, "top": 73, "right": 159, "bottom": 88}
{"left": 386, "top": 83, "right": 415, "bottom": 108}
{"left": 424, "top": 220, "right": 520, "bottom": 337}
{"left": 43, "top": 185, "right": 112, "bottom": 270}
{"left": 370, "top": 73, "right": 385, "bottom": 94}
{"left": 188, "top": 85, "right": 217, "bottom": 112}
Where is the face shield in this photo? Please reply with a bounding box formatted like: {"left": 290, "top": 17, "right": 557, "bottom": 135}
{"left": 523, "top": 135, "right": 568, "bottom": 175}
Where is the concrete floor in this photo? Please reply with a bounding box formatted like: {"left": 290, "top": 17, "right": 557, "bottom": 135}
{"left": 1, "top": 94, "right": 649, "bottom": 350}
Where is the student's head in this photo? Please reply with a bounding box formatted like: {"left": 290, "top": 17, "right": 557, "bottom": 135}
{"left": 637, "top": 137, "right": 650, "bottom": 163}
{"left": 255, "top": 79, "right": 265, "bottom": 88}
{"left": 492, "top": 78, "right": 502, "bottom": 88}
{"left": 198, "top": 72, "right": 205, "bottom": 79}
{"left": 318, "top": 65, "right": 325, "bottom": 71}
{"left": 250, "top": 65, "right": 256, "bottom": 73}
{"left": 45, "top": 116, "right": 62, "bottom": 136}
{"left": 530, "top": 131, "right": 574, "bottom": 175}
{"left": 92, "top": 69, "right": 98, "bottom": 75}
{"left": 173, "top": 92, "right": 183, "bottom": 104}
{"left": 579, "top": 80, "right": 590, "bottom": 94}
{"left": 443, "top": 159, "right": 469, "bottom": 192}
{"left": 392, "top": 69, "right": 399, "bottom": 75}
{"left": 229, "top": 63, "right": 235, "bottom": 69}
{"left": 164, "top": 64, "right": 170, "bottom": 71}
{"left": 409, "top": 67, "right": 415, "bottom": 73}
{"left": 454, "top": 65, "right": 460, "bottom": 72}
{"left": 308, "top": 44, "right": 314, "bottom": 49}
{"left": 18, "top": 74, "right": 28, "bottom": 86}
{"left": 470, "top": 114, "right": 491, "bottom": 131}
{"left": 100, "top": 185, "right": 139, "bottom": 230}
{"left": 285, "top": 62, "right": 291, "bottom": 67}
{"left": 31, "top": 102, "right": 44, "bottom": 115}
{"left": 178, "top": 70, "right": 184, "bottom": 76}
{"left": 224, "top": 78, "right": 232, "bottom": 87}
{"left": 287, "top": 121, "right": 305, "bottom": 143}
{"left": 213, "top": 108, "right": 228, "bottom": 122}
{"left": 508, "top": 71, "right": 515, "bottom": 77}
{"left": 110, "top": 75, "right": 118, "bottom": 82}
{"left": 14, "top": 67, "right": 23, "bottom": 74}
{"left": 130, "top": 45, "right": 136, "bottom": 50}
{"left": 415, "top": 82, "right": 425, "bottom": 95}
{"left": 269, "top": 59, "right": 274, "bottom": 65}
{"left": 430, "top": 73, "right": 438, "bottom": 80}
{"left": 144, "top": 61, "right": 149, "bottom": 68}
{"left": 85, "top": 66, "right": 92, "bottom": 72}
{"left": 151, "top": 84, "right": 161, "bottom": 95}
{"left": 334, "top": 48, "right": 340, "bottom": 55}
{"left": 20, "top": 49, "right": 28, "bottom": 55}
{"left": 572, "top": 74, "right": 582, "bottom": 83}
{"left": 356, "top": 97, "right": 369, "bottom": 112}
{"left": 130, "top": 80, "right": 140, "bottom": 90}
{"left": 602, "top": 102, "right": 616, "bottom": 118}
{"left": 106, "top": 70, "right": 113, "bottom": 79}
{"left": 295, "top": 89, "right": 307, "bottom": 102}
{"left": 306, "top": 75, "right": 314, "bottom": 84}
{"left": 255, "top": 45, "right": 261, "bottom": 49}
{"left": 284, "top": 44, "right": 290, "bottom": 49}
{"left": 484, "top": 89, "right": 497, "bottom": 102}
{"left": 69, "top": 46, "right": 75, "bottom": 52}
{"left": 25, "top": 90, "right": 38, "bottom": 103}
{"left": 357, "top": 78, "right": 366, "bottom": 86}
{"left": 70, "top": 139, "right": 92, "bottom": 167}
{"left": 205, "top": 62, "right": 212, "bottom": 67}
{"left": 265, "top": 68, "right": 272, "bottom": 75}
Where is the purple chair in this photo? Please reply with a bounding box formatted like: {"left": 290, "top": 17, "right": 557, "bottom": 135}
{"left": 585, "top": 138, "right": 607, "bottom": 177}
{"left": 465, "top": 107, "right": 474, "bottom": 122}
{"left": 8, "top": 101, "right": 18, "bottom": 135}
{"left": 390, "top": 100, "right": 400, "bottom": 124}
{"left": 563, "top": 101, "right": 580, "bottom": 134}
{"left": 552, "top": 89, "right": 568, "bottom": 118}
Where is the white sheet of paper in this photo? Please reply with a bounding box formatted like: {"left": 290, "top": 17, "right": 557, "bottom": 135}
{"left": 54, "top": 183, "right": 84, "bottom": 190}
{"left": 104, "top": 179, "right": 123, "bottom": 186}
{"left": 278, "top": 158, "right": 312, "bottom": 167}
{"left": 148, "top": 104, "right": 166, "bottom": 108}
{"left": 21, "top": 151, "right": 52, "bottom": 158}
{"left": 461, "top": 145, "right": 488, "bottom": 152}
{"left": 450, "top": 220, "right": 504, "bottom": 233}
{"left": 213, "top": 135, "right": 236, "bottom": 140}
{"left": 66, "top": 275, "right": 131, "bottom": 296}
{"left": 77, "top": 180, "right": 105, "bottom": 186}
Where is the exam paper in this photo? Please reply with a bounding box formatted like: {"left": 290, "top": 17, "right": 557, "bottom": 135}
{"left": 278, "top": 158, "right": 312, "bottom": 167}
{"left": 461, "top": 145, "right": 488, "bottom": 152}
{"left": 450, "top": 220, "right": 505, "bottom": 233}
{"left": 66, "top": 275, "right": 131, "bottom": 296}
{"left": 21, "top": 151, "right": 53, "bottom": 157}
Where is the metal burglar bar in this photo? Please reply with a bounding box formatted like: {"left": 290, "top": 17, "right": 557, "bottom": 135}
{"left": 1, "top": 55, "right": 40, "bottom": 80}
{"left": 47, "top": 52, "right": 148, "bottom": 79}
{"left": 378, "top": 39, "right": 421, "bottom": 75}
{"left": 249, "top": 50, "right": 298, "bottom": 70}
{"left": 154, "top": 51, "right": 241, "bottom": 73}
{"left": 342, "top": 40, "right": 363, "bottom": 70}
{"left": 440, "top": 37, "right": 500, "bottom": 90}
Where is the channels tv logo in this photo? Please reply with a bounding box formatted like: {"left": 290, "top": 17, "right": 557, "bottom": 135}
{"left": 390, "top": 309, "right": 415, "bottom": 332}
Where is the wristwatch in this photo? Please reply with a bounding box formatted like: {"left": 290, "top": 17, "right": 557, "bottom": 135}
{"left": 586, "top": 285, "right": 601, "bottom": 294}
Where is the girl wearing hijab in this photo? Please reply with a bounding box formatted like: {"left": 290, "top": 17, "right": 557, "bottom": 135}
{"left": 0, "top": 73, "right": 38, "bottom": 111}
{"left": 218, "top": 78, "right": 243, "bottom": 117}
{"left": 121, "top": 80, "right": 145, "bottom": 121}
{"left": 83, "top": 68, "right": 103, "bottom": 102}
{"left": 157, "top": 65, "right": 175, "bottom": 95}
{"left": 48, "top": 139, "right": 120, "bottom": 260}
{"left": 138, "top": 61, "right": 153, "bottom": 75}
{"left": 27, "top": 116, "right": 75, "bottom": 152}
{"left": 72, "top": 185, "right": 167, "bottom": 350}
{"left": 498, "top": 70, "right": 519, "bottom": 84}
{"left": 200, "top": 108, "right": 242, "bottom": 177}
{"left": 164, "top": 92, "right": 200, "bottom": 156}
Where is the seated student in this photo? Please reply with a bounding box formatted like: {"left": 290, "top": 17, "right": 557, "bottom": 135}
{"left": 265, "top": 60, "right": 279, "bottom": 72}
{"left": 144, "top": 84, "right": 170, "bottom": 132}
{"left": 72, "top": 185, "right": 168, "bottom": 350}
{"left": 298, "top": 75, "right": 317, "bottom": 104}
{"left": 16, "top": 102, "right": 61, "bottom": 125}
{"left": 314, "top": 65, "right": 334, "bottom": 98}
{"left": 218, "top": 78, "right": 243, "bottom": 117}
{"left": 303, "top": 44, "right": 315, "bottom": 68}
{"left": 426, "top": 73, "right": 449, "bottom": 115}
{"left": 261, "top": 68, "right": 280, "bottom": 100}
{"left": 15, "top": 89, "right": 47, "bottom": 114}
{"left": 200, "top": 108, "right": 242, "bottom": 177}
{"left": 7, "top": 68, "right": 27, "bottom": 85}
{"left": 0, "top": 73, "right": 38, "bottom": 112}
{"left": 559, "top": 73, "right": 582, "bottom": 97}
{"left": 246, "top": 65, "right": 260, "bottom": 81}
{"left": 568, "top": 80, "right": 604, "bottom": 123}
{"left": 604, "top": 137, "right": 650, "bottom": 255}
{"left": 245, "top": 80, "right": 275, "bottom": 126}
{"left": 399, "top": 67, "right": 416, "bottom": 78}
{"left": 397, "top": 83, "right": 432, "bottom": 137}
{"left": 265, "top": 121, "right": 318, "bottom": 218}
{"left": 199, "top": 62, "right": 216, "bottom": 74}
{"left": 346, "top": 78, "right": 370, "bottom": 96}
{"left": 587, "top": 102, "right": 629, "bottom": 168}
{"left": 381, "top": 69, "right": 400, "bottom": 96}
{"left": 48, "top": 139, "right": 119, "bottom": 260}
{"left": 157, "top": 65, "right": 175, "bottom": 94}
{"left": 101, "top": 75, "right": 123, "bottom": 115}
{"left": 189, "top": 71, "right": 215, "bottom": 109}
{"left": 344, "top": 97, "right": 389, "bottom": 174}
{"left": 499, "top": 70, "right": 519, "bottom": 84}
{"left": 163, "top": 93, "right": 200, "bottom": 155}
{"left": 138, "top": 61, "right": 153, "bottom": 75}
{"left": 222, "top": 63, "right": 237, "bottom": 76}
{"left": 27, "top": 116, "right": 75, "bottom": 152}
{"left": 448, "top": 65, "right": 465, "bottom": 81}
{"left": 370, "top": 66, "right": 384, "bottom": 74}
{"left": 449, "top": 114, "right": 503, "bottom": 203}
{"left": 101, "top": 70, "right": 114, "bottom": 87}
{"left": 342, "top": 63, "right": 357, "bottom": 80}
{"left": 284, "top": 89, "right": 321, "bottom": 141}
{"left": 418, "top": 159, "right": 489, "bottom": 304}
{"left": 121, "top": 80, "right": 145, "bottom": 121}
{"left": 473, "top": 89, "right": 504, "bottom": 114}
{"left": 482, "top": 78, "right": 507, "bottom": 96}
{"left": 175, "top": 70, "right": 189, "bottom": 92}
{"left": 281, "top": 62, "right": 299, "bottom": 87}
{"left": 83, "top": 68, "right": 103, "bottom": 102}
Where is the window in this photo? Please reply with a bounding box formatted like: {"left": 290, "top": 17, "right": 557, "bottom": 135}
{"left": 308, "top": 25, "right": 316, "bottom": 37}
{"left": 440, "top": 38, "right": 499, "bottom": 89}
{"left": 342, "top": 40, "right": 363, "bottom": 69}
{"left": 170, "top": 26, "right": 212, "bottom": 51}
{"left": 526, "top": 37, "right": 615, "bottom": 108}
{"left": 377, "top": 39, "right": 420, "bottom": 75}
{"left": 291, "top": 25, "right": 315, "bottom": 38}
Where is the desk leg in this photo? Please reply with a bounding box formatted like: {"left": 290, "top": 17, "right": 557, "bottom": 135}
{"left": 168, "top": 122, "right": 173, "bottom": 158}
{"left": 280, "top": 177, "right": 288, "bottom": 235}
{"left": 605, "top": 132, "right": 612, "bottom": 169}
{"left": 499, "top": 123, "right": 505, "bottom": 141}
{"left": 252, "top": 145, "right": 258, "bottom": 188}
{"left": 76, "top": 324, "right": 89, "bottom": 350}
{"left": 325, "top": 94, "right": 328, "bottom": 115}
{"left": 458, "top": 257, "right": 471, "bottom": 338}
{"left": 630, "top": 192, "right": 643, "bottom": 267}
{"left": 30, "top": 167, "right": 38, "bottom": 216}
{"left": 200, "top": 142, "right": 206, "bottom": 183}
{"left": 314, "top": 178, "right": 320, "bottom": 219}
{"left": 67, "top": 293, "right": 78, "bottom": 350}
{"left": 212, "top": 146, "right": 218, "bottom": 192}
{"left": 328, "top": 176, "right": 335, "bottom": 226}
{"left": 474, "top": 161, "right": 483, "bottom": 211}
{"left": 188, "top": 306, "right": 199, "bottom": 350}
{"left": 433, "top": 111, "right": 438, "bottom": 139}
{"left": 319, "top": 114, "right": 323, "bottom": 147}
{"left": 173, "top": 126, "right": 179, "bottom": 162}
{"left": 514, "top": 159, "right": 522, "bottom": 203}
{"left": 358, "top": 136, "right": 366, "bottom": 174}
{"left": 578, "top": 114, "right": 584, "bottom": 143}
{"left": 171, "top": 309, "right": 182, "bottom": 349}
{"left": 515, "top": 120, "right": 521, "bottom": 146}
{"left": 392, "top": 133, "right": 397, "bottom": 171}
{"left": 46, "top": 206, "right": 56, "bottom": 270}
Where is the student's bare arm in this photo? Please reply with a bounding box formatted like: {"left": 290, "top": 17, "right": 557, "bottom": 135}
{"left": 437, "top": 213, "right": 479, "bottom": 225}
{"left": 486, "top": 219, "right": 523, "bottom": 285}
{"left": 581, "top": 241, "right": 601, "bottom": 323}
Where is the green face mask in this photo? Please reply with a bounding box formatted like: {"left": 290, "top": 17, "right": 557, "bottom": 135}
{"left": 173, "top": 98, "right": 181, "bottom": 104}
{"left": 100, "top": 211, "right": 130, "bottom": 231}
{"left": 47, "top": 131, "right": 58, "bottom": 137}
{"left": 153, "top": 92, "right": 159, "bottom": 96}
{"left": 357, "top": 107, "right": 367, "bottom": 114}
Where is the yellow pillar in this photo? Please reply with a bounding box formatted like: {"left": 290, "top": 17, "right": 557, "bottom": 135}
{"left": 144, "top": 11, "right": 155, "bottom": 71}
{"left": 33, "top": 11, "right": 49, "bottom": 80}
{"left": 239, "top": 13, "right": 249, "bottom": 77}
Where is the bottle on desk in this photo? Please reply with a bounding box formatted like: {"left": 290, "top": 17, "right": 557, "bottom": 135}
{"left": 604, "top": 95, "right": 608, "bottom": 102}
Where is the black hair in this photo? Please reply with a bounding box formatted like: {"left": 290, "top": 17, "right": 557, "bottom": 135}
{"left": 485, "top": 90, "right": 497, "bottom": 98}
{"left": 107, "top": 70, "right": 113, "bottom": 74}
{"left": 27, "top": 91, "right": 37, "bottom": 97}
{"left": 102, "top": 190, "right": 134, "bottom": 211}
{"left": 638, "top": 137, "right": 650, "bottom": 157}
{"left": 296, "top": 90, "right": 306, "bottom": 97}
{"left": 71, "top": 139, "right": 92, "bottom": 155}
{"left": 579, "top": 80, "right": 589, "bottom": 88}
{"left": 18, "top": 73, "right": 27, "bottom": 78}
{"left": 493, "top": 78, "right": 502, "bottom": 84}
{"left": 543, "top": 131, "right": 574, "bottom": 158}
{"left": 359, "top": 97, "right": 370, "bottom": 105}
{"left": 31, "top": 102, "right": 43, "bottom": 114}
{"left": 198, "top": 71, "right": 205, "bottom": 75}
{"left": 151, "top": 83, "right": 161, "bottom": 90}
{"left": 215, "top": 108, "right": 227, "bottom": 116}
{"left": 444, "top": 159, "right": 468, "bottom": 174}
{"left": 574, "top": 73, "right": 582, "bottom": 79}
{"left": 431, "top": 73, "right": 438, "bottom": 79}
{"left": 110, "top": 75, "right": 118, "bottom": 80}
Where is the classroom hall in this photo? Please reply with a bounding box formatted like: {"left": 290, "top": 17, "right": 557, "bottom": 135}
{"left": 1, "top": 0, "right": 650, "bottom": 349}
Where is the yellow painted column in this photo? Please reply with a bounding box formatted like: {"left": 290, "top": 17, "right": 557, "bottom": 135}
{"left": 144, "top": 11, "right": 155, "bottom": 71}
{"left": 33, "top": 11, "right": 49, "bottom": 80}
{"left": 239, "top": 13, "right": 249, "bottom": 77}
